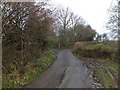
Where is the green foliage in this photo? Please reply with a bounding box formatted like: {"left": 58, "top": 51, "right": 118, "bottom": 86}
{"left": 57, "top": 25, "right": 97, "bottom": 48}
{"left": 2, "top": 49, "right": 56, "bottom": 88}
{"left": 73, "top": 42, "right": 118, "bottom": 61}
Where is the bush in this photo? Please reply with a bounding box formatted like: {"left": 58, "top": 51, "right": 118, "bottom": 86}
{"left": 73, "top": 42, "right": 118, "bottom": 61}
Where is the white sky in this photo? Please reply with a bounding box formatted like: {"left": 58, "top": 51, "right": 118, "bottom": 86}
{"left": 50, "top": 0, "right": 113, "bottom": 34}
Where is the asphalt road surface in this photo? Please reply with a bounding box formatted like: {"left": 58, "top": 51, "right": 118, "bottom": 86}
{"left": 27, "top": 49, "right": 94, "bottom": 88}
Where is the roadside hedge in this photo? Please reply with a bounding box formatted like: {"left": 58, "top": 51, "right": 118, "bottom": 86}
{"left": 73, "top": 43, "right": 118, "bottom": 61}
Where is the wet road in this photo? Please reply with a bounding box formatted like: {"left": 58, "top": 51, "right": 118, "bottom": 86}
{"left": 27, "top": 49, "right": 93, "bottom": 88}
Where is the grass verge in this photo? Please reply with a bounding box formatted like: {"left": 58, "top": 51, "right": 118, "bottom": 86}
{"left": 72, "top": 42, "right": 118, "bottom": 88}
{"left": 3, "top": 49, "right": 56, "bottom": 88}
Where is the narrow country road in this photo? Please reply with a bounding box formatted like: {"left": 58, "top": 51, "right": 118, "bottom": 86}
{"left": 26, "top": 49, "right": 94, "bottom": 88}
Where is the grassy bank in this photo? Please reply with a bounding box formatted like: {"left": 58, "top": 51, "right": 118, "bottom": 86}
{"left": 3, "top": 49, "right": 56, "bottom": 88}
{"left": 94, "top": 63, "right": 118, "bottom": 88}
{"left": 73, "top": 42, "right": 118, "bottom": 62}
{"left": 73, "top": 41, "right": 118, "bottom": 88}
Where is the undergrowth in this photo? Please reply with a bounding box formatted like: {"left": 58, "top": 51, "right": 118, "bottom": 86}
{"left": 3, "top": 49, "right": 56, "bottom": 88}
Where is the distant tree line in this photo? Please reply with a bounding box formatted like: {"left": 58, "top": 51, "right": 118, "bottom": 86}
{"left": 51, "top": 8, "right": 99, "bottom": 48}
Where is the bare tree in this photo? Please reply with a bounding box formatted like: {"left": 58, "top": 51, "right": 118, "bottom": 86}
{"left": 2, "top": 2, "right": 54, "bottom": 76}
{"left": 56, "top": 7, "right": 74, "bottom": 30}
{"left": 106, "top": 0, "right": 119, "bottom": 39}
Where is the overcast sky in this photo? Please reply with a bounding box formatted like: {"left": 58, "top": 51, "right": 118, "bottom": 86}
{"left": 50, "top": 0, "right": 113, "bottom": 34}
